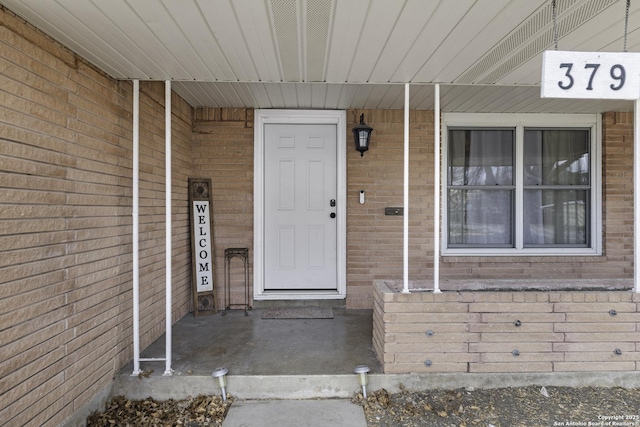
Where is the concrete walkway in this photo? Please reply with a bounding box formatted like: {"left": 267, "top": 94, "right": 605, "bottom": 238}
{"left": 222, "top": 399, "right": 368, "bottom": 427}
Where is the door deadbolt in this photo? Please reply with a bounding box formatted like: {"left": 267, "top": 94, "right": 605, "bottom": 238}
{"left": 330, "top": 199, "right": 336, "bottom": 207}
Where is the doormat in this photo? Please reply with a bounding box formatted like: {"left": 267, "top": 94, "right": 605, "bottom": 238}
{"left": 261, "top": 307, "right": 334, "bottom": 319}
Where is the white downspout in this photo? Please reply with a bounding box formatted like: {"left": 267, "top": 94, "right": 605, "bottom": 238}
{"left": 132, "top": 80, "right": 141, "bottom": 375}
{"left": 433, "top": 84, "right": 442, "bottom": 293}
{"left": 164, "top": 80, "right": 173, "bottom": 376}
{"left": 635, "top": 99, "right": 640, "bottom": 293}
{"left": 403, "top": 83, "right": 410, "bottom": 294}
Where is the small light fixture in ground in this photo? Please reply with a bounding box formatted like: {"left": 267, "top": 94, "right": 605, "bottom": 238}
{"left": 212, "top": 367, "right": 229, "bottom": 401}
{"left": 354, "top": 365, "right": 370, "bottom": 398}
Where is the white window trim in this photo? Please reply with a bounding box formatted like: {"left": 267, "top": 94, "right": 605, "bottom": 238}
{"left": 441, "top": 113, "right": 602, "bottom": 257}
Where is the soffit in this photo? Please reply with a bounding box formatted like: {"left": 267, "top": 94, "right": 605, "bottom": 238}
{"left": 1, "top": 0, "right": 638, "bottom": 112}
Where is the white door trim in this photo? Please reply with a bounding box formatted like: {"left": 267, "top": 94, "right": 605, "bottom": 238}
{"left": 254, "top": 109, "right": 347, "bottom": 300}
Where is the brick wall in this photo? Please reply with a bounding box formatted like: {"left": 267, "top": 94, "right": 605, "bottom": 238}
{"left": 190, "top": 108, "right": 437, "bottom": 310}
{"left": 189, "top": 109, "right": 636, "bottom": 310}
{"left": 347, "top": 110, "right": 633, "bottom": 307}
{"left": 192, "top": 108, "right": 254, "bottom": 310}
{"left": 602, "top": 112, "right": 634, "bottom": 274}
{"left": 346, "top": 109, "right": 434, "bottom": 308}
{"left": 0, "top": 7, "right": 193, "bottom": 426}
{"left": 374, "top": 282, "right": 640, "bottom": 374}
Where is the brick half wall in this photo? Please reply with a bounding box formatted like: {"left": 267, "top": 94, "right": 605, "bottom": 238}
{"left": 374, "top": 281, "right": 640, "bottom": 375}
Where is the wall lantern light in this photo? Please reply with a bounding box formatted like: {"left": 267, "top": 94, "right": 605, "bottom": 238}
{"left": 352, "top": 114, "right": 373, "bottom": 157}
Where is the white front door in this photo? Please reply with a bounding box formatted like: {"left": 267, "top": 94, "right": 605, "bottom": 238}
{"left": 254, "top": 109, "right": 346, "bottom": 300}
{"left": 263, "top": 123, "right": 337, "bottom": 290}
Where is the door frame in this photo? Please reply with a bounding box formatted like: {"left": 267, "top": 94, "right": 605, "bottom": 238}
{"left": 254, "top": 109, "right": 347, "bottom": 300}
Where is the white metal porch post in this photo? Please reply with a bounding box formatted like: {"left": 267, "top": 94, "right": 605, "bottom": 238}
{"left": 131, "top": 81, "right": 174, "bottom": 375}
{"left": 132, "top": 80, "right": 141, "bottom": 375}
{"left": 433, "top": 84, "right": 441, "bottom": 293}
{"left": 403, "top": 83, "right": 410, "bottom": 293}
{"left": 635, "top": 99, "right": 640, "bottom": 293}
{"left": 164, "top": 80, "right": 173, "bottom": 375}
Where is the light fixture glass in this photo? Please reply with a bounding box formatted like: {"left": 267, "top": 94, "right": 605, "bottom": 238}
{"left": 354, "top": 365, "right": 370, "bottom": 398}
{"left": 352, "top": 114, "right": 373, "bottom": 156}
{"left": 212, "top": 367, "right": 229, "bottom": 401}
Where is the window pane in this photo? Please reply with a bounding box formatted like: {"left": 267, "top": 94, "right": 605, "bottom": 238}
{"left": 448, "top": 129, "right": 514, "bottom": 186}
{"left": 448, "top": 189, "right": 513, "bottom": 246}
{"left": 524, "top": 129, "right": 590, "bottom": 186}
{"left": 523, "top": 189, "right": 588, "bottom": 246}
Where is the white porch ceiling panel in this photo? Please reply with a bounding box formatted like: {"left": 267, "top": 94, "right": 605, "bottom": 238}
{"left": 1, "top": 0, "right": 639, "bottom": 112}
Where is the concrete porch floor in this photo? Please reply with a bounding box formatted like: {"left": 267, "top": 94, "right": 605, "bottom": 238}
{"left": 130, "top": 307, "right": 380, "bottom": 376}
{"left": 108, "top": 302, "right": 640, "bottom": 404}
{"left": 112, "top": 307, "right": 382, "bottom": 401}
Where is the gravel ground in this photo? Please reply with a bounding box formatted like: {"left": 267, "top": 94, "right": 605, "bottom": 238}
{"left": 87, "top": 386, "right": 640, "bottom": 427}
{"left": 356, "top": 386, "right": 640, "bottom": 427}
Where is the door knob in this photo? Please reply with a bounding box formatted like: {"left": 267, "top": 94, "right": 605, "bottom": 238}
{"left": 330, "top": 213, "right": 336, "bottom": 218}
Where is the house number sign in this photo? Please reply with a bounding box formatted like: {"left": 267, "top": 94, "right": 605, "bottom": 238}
{"left": 541, "top": 50, "right": 640, "bottom": 100}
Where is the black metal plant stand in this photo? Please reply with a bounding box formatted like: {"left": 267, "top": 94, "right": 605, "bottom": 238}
{"left": 222, "top": 248, "right": 251, "bottom": 316}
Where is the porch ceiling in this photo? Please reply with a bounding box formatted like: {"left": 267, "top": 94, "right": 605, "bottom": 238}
{"left": 2, "top": 0, "right": 638, "bottom": 113}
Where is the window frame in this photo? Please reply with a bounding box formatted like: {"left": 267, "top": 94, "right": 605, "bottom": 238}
{"left": 441, "top": 113, "right": 602, "bottom": 256}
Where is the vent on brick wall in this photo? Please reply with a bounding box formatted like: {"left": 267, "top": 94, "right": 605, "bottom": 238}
{"left": 456, "top": 0, "right": 619, "bottom": 84}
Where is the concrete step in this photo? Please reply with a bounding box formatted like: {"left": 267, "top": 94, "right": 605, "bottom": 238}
{"left": 112, "top": 373, "right": 364, "bottom": 400}
{"left": 111, "top": 370, "right": 640, "bottom": 402}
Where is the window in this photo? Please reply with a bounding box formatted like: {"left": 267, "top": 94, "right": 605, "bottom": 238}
{"left": 442, "top": 114, "right": 601, "bottom": 256}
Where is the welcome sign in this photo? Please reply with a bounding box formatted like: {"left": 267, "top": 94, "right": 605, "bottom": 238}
{"left": 193, "top": 200, "right": 214, "bottom": 292}
{"left": 188, "top": 178, "right": 217, "bottom": 316}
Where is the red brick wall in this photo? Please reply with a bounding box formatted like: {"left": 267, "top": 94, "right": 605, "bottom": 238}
{"left": 0, "top": 8, "right": 193, "bottom": 426}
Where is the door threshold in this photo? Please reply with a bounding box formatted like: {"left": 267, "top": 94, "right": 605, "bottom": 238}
{"left": 255, "top": 290, "right": 345, "bottom": 301}
{"left": 253, "top": 299, "right": 346, "bottom": 309}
